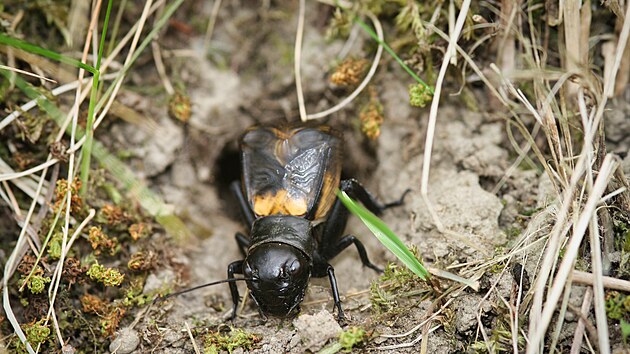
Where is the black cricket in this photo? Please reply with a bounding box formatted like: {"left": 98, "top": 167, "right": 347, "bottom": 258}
{"left": 226, "top": 123, "right": 407, "bottom": 320}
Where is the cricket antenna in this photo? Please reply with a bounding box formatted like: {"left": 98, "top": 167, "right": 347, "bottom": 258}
{"left": 154, "top": 278, "right": 248, "bottom": 303}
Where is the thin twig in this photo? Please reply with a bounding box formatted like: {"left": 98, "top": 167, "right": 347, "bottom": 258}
{"left": 185, "top": 322, "right": 201, "bottom": 354}
{"left": 572, "top": 270, "right": 630, "bottom": 291}
{"left": 570, "top": 288, "right": 593, "bottom": 354}
{"left": 582, "top": 96, "right": 610, "bottom": 354}
{"left": 152, "top": 2, "right": 174, "bottom": 96}
{"left": 203, "top": 0, "right": 222, "bottom": 52}
{"left": 0, "top": 64, "right": 57, "bottom": 83}
{"left": 376, "top": 325, "right": 440, "bottom": 351}
{"left": 567, "top": 301, "right": 600, "bottom": 353}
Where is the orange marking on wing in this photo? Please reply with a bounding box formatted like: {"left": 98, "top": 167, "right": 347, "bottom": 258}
{"left": 253, "top": 194, "right": 274, "bottom": 216}
{"left": 283, "top": 192, "right": 308, "bottom": 215}
{"left": 253, "top": 189, "right": 308, "bottom": 216}
{"left": 314, "top": 170, "right": 340, "bottom": 220}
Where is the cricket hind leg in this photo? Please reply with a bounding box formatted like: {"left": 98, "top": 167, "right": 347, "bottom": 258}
{"left": 231, "top": 181, "right": 255, "bottom": 228}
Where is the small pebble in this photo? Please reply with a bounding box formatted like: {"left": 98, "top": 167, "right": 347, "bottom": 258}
{"left": 293, "top": 310, "right": 341, "bottom": 351}
{"left": 109, "top": 327, "right": 140, "bottom": 354}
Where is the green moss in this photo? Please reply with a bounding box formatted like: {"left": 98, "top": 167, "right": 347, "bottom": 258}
{"left": 47, "top": 231, "right": 63, "bottom": 260}
{"left": 19, "top": 274, "right": 51, "bottom": 294}
{"left": 622, "top": 319, "right": 630, "bottom": 344}
{"left": 505, "top": 226, "right": 522, "bottom": 239}
{"left": 613, "top": 218, "right": 630, "bottom": 252}
{"left": 325, "top": 8, "right": 353, "bottom": 40}
{"left": 408, "top": 83, "right": 432, "bottom": 107}
{"left": 605, "top": 291, "right": 630, "bottom": 320}
{"left": 520, "top": 207, "right": 542, "bottom": 217}
{"left": 122, "top": 276, "right": 156, "bottom": 307}
{"left": 168, "top": 89, "right": 192, "bottom": 122}
{"left": 339, "top": 327, "right": 367, "bottom": 352}
{"left": 369, "top": 255, "right": 428, "bottom": 313}
{"left": 87, "top": 262, "right": 125, "bottom": 287}
{"left": 11, "top": 319, "right": 51, "bottom": 354}
{"left": 203, "top": 327, "right": 260, "bottom": 354}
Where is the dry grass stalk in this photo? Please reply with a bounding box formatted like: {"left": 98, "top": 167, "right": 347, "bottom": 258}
{"left": 185, "top": 322, "right": 201, "bottom": 354}
{"left": 563, "top": 0, "right": 584, "bottom": 96}
{"left": 614, "top": 4, "right": 630, "bottom": 95}
{"left": 528, "top": 156, "right": 618, "bottom": 353}
{"left": 572, "top": 270, "right": 630, "bottom": 292}
{"left": 580, "top": 0, "right": 592, "bottom": 65}
{"left": 0, "top": 64, "right": 57, "bottom": 83}
{"left": 295, "top": 0, "right": 307, "bottom": 122}
{"left": 570, "top": 288, "right": 593, "bottom": 354}
{"left": 497, "top": 0, "right": 519, "bottom": 75}
{"left": 420, "top": 0, "right": 471, "bottom": 235}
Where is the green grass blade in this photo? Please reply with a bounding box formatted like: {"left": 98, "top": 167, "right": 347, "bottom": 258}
{"left": 336, "top": 190, "right": 430, "bottom": 280}
{"left": 79, "top": 0, "right": 113, "bottom": 195}
{"left": 94, "top": 0, "right": 184, "bottom": 113}
{"left": 0, "top": 34, "right": 97, "bottom": 75}
{"left": 96, "top": 0, "right": 114, "bottom": 70}
{"left": 354, "top": 17, "right": 434, "bottom": 94}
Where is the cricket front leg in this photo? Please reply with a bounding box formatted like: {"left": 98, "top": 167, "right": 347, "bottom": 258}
{"left": 227, "top": 260, "right": 244, "bottom": 320}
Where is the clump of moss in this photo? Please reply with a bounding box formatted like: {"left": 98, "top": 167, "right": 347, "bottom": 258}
{"left": 605, "top": 291, "right": 630, "bottom": 320}
{"left": 87, "top": 262, "right": 125, "bottom": 287}
{"left": 62, "top": 257, "right": 86, "bottom": 286}
{"left": 88, "top": 226, "right": 119, "bottom": 255}
{"left": 359, "top": 86, "right": 384, "bottom": 140}
{"left": 101, "top": 307, "right": 126, "bottom": 336}
{"left": 169, "top": 90, "right": 192, "bottom": 123}
{"left": 320, "top": 326, "right": 371, "bottom": 353}
{"left": 97, "top": 204, "right": 129, "bottom": 226}
{"left": 127, "top": 251, "right": 156, "bottom": 272}
{"left": 47, "top": 231, "right": 64, "bottom": 260}
{"left": 370, "top": 281, "right": 396, "bottom": 314}
{"left": 81, "top": 294, "right": 109, "bottom": 315}
{"left": 330, "top": 57, "right": 369, "bottom": 87}
{"left": 325, "top": 7, "right": 353, "bottom": 39}
{"left": 14, "top": 109, "right": 49, "bottom": 144}
{"left": 19, "top": 273, "right": 51, "bottom": 295}
{"left": 128, "top": 222, "right": 151, "bottom": 241}
{"left": 11, "top": 319, "right": 50, "bottom": 354}
{"left": 370, "top": 251, "right": 429, "bottom": 313}
{"left": 408, "top": 83, "right": 432, "bottom": 107}
{"left": 122, "top": 276, "right": 154, "bottom": 307}
{"left": 338, "top": 327, "right": 367, "bottom": 352}
{"left": 81, "top": 294, "right": 126, "bottom": 336}
{"left": 53, "top": 178, "right": 83, "bottom": 213}
{"left": 203, "top": 327, "right": 260, "bottom": 354}
{"left": 26, "top": 319, "right": 51, "bottom": 347}
{"left": 17, "top": 260, "right": 51, "bottom": 295}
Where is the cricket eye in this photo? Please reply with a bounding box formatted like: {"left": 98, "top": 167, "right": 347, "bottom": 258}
{"left": 243, "top": 262, "right": 257, "bottom": 280}
{"left": 288, "top": 259, "right": 304, "bottom": 277}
